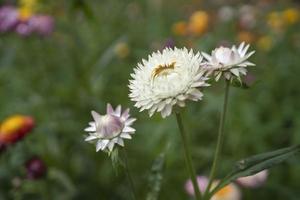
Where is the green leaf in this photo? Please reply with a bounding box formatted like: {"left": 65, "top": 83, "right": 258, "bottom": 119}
{"left": 146, "top": 153, "right": 165, "bottom": 200}
{"left": 210, "top": 145, "right": 300, "bottom": 197}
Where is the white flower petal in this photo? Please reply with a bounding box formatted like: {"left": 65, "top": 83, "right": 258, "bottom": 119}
{"left": 85, "top": 135, "right": 98, "bottom": 141}
{"left": 129, "top": 47, "right": 208, "bottom": 118}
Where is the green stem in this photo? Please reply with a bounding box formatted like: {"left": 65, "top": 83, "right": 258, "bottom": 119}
{"left": 204, "top": 80, "right": 230, "bottom": 200}
{"left": 123, "top": 148, "right": 137, "bottom": 200}
{"left": 175, "top": 112, "right": 202, "bottom": 200}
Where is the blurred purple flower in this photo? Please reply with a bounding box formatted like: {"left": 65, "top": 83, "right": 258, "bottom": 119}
{"left": 243, "top": 73, "right": 256, "bottom": 87}
{"left": 163, "top": 38, "right": 175, "bottom": 49}
{"left": 28, "top": 15, "right": 54, "bottom": 36}
{"left": 25, "top": 156, "right": 47, "bottom": 180}
{"left": 0, "top": 6, "right": 19, "bottom": 32}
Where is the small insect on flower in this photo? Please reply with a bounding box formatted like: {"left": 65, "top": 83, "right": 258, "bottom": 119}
{"left": 129, "top": 47, "right": 209, "bottom": 118}
{"left": 202, "top": 42, "right": 255, "bottom": 81}
{"left": 84, "top": 104, "right": 136, "bottom": 153}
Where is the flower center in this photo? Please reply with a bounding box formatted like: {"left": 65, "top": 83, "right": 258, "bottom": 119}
{"left": 152, "top": 62, "right": 176, "bottom": 79}
{"left": 215, "top": 47, "right": 233, "bottom": 65}
{"left": 98, "top": 114, "right": 124, "bottom": 139}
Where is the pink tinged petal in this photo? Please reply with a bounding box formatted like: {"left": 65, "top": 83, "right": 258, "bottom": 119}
{"left": 241, "top": 44, "right": 250, "bottom": 56}
{"left": 115, "top": 105, "right": 122, "bottom": 117}
{"left": 177, "top": 94, "right": 186, "bottom": 101}
{"left": 123, "top": 126, "right": 136, "bottom": 133}
{"left": 121, "top": 108, "right": 130, "bottom": 120}
{"left": 161, "top": 104, "right": 172, "bottom": 118}
{"left": 215, "top": 72, "right": 222, "bottom": 81}
{"left": 231, "top": 68, "right": 240, "bottom": 77}
{"left": 224, "top": 72, "right": 231, "bottom": 80}
{"left": 191, "top": 81, "right": 205, "bottom": 88}
{"left": 121, "top": 133, "right": 132, "bottom": 139}
{"left": 91, "top": 111, "right": 101, "bottom": 126}
{"left": 85, "top": 135, "right": 98, "bottom": 141}
{"left": 84, "top": 125, "right": 96, "bottom": 132}
{"left": 106, "top": 103, "right": 114, "bottom": 115}
{"left": 189, "top": 89, "right": 203, "bottom": 100}
{"left": 177, "top": 101, "right": 186, "bottom": 107}
{"left": 202, "top": 52, "right": 212, "bottom": 61}
{"left": 157, "top": 101, "right": 166, "bottom": 112}
{"left": 117, "top": 138, "right": 124, "bottom": 146}
{"left": 237, "top": 42, "right": 245, "bottom": 53}
{"left": 89, "top": 122, "right": 95, "bottom": 126}
{"left": 125, "top": 118, "right": 136, "bottom": 126}
{"left": 96, "top": 140, "right": 106, "bottom": 152}
{"left": 107, "top": 141, "right": 115, "bottom": 152}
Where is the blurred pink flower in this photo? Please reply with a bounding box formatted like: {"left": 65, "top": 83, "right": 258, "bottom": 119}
{"left": 15, "top": 22, "right": 33, "bottom": 36}
{"left": 28, "top": 15, "right": 54, "bottom": 36}
{"left": 185, "top": 176, "right": 241, "bottom": 200}
{"left": 236, "top": 170, "right": 268, "bottom": 188}
{"left": 0, "top": 6, "right": 19, "bottom": 32}
{"left": 185, "top": 176, "right": 208, "bottom": 195}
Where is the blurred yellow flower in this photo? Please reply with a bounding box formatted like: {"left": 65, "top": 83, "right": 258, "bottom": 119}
{"left": 0, "top": 115, "right": 25, "bottom": 134}
{"left": 257, "top": 36, "right": 273, "bottom": 51}
{"left": 172, "top": 21, "right": 188, "bottom": 36}
{"left": 283, "top": 8, "right": 299, "bottom": 25}
{"left": 188, "top": 11, "right": 209, "bottom": 36}
{"left": 18, "top": 7, "right": 33, "bottom": 21}
{"left": 237, "top": 31, "right": 256, "bottom": 44}
{"left": 18, "top": 0, "right": 38, "bottom": 20}
{"left": 114, "top": 42, "right": 130, "bottom": 59}
{"left": 20, "top": 0, "right": 38, "bottom": 8}
{"left": 267, "top": 11, "right": 283, "bottom": 31}
{"left": 0, "top": 115, "right": 34, "bottom": 144}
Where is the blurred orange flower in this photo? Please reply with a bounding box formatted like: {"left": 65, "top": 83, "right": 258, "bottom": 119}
{"left": 0, "top": 115, "right": 34, "bottom": 144}
{"left": 267, "top": 11, "right": 283, "bottom": 31}
{"left": 172, "top": 21, "right": 188, "bottom": 36}
{"left": 188, "top": 11, "right": 209, "bottom": 36}
{"left": 238, "top": 31, "right": 256, "bottom": 44}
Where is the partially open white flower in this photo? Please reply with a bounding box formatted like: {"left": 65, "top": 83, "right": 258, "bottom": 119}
{"left": 202, "top": 42, "right": 255, "bottom": 81}
{"left": 84, "top": 104, "right": 136, "bottom": 152}
{"left": 129, "top": 47, "right": 209, "bottom": 118}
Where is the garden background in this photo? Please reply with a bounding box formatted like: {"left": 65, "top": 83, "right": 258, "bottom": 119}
{"left": 0, "top": 0, "right": 300, "bottom": 199}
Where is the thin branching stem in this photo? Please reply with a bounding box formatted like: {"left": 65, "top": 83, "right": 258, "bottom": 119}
{"left": 204, "top": 80, "right": 230, "bottom": 200}
{"left": 175, "top": 112, "right": 202, "bottom": 200}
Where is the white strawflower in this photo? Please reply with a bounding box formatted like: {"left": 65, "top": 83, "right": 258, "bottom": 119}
{"left": 129, "top": 47, "right": 209, "bottom": 118}
{"left": 84, "top": 104, "right": 136, "bottom": 152}
{"left": 202, "top": 42, "right": 255, "bottom": 81}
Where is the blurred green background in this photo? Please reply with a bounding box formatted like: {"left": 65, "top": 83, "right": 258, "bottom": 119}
{"left": 0, "top": 0, "right": 300, "bottom": 199}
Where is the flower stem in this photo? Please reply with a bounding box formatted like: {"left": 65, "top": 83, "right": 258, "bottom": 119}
{"left": 204, "top": 80, "right": 230, "bottom": 200}
{"left": 175, "top": 112, "right": 202, "bottom": 200}
{"left": 123, "top": 148, "right": 137, "bottom": 200}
